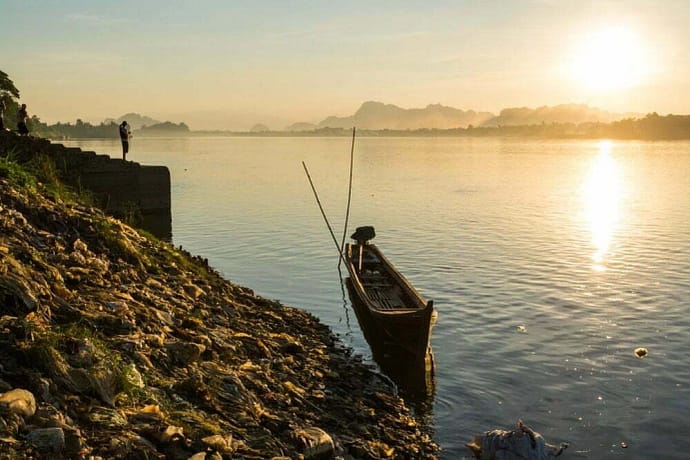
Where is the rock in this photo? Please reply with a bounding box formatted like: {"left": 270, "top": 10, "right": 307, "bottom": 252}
{"left": 193, "top": 334, "right": 213, "bottom": 349}
{"left": 104, "top": 300, "right": 128, "bottom": 312}
{"left": 0, "top": 388, "right": 36, "bottom": 417}
{"left": 68, "top": 252, "right": 87, "bottom": 267}
{"left": 122, "top": 363, "right": 145, "bottom": 389}
{"left": 88, "top": 407, "right": 128, "bottom": 428}
{"left": 183, "top": 282, "right": 205, "bottom": 299}
{"left": 201, "top": 434, "right": 233, "bottom": 453}
{"left": 52, "top": 284, "right": 72, "bottom": 299}
{"left": 167, "top": 341, "right": 206, "bottom": 365}
{"left": 87, "top": 255, "right": 110, "bottom": 274}
{"left": 27, "top": 427, "right": 65, "bottom": 452}
{"left": 157, "top": 425, "right": 185, "bottom": 443}
{"left": 134, "top": 350, "right": 155, "bottom": 368}
{"left": 129, "top": 404, "right": 164, "bottom": 423}
{"left": 71, "top": 337, "right": 96, "bottom": 367}
{"left": 73, "top": 238, "right": 89, "bottom": 254}
{"left": 145, "top": 278, "right": 163, "bottom": 289}
{"left": 153, "top": 308, "right": 175, "bottom": 325}
{"left": 66, "top": 367, "right": 93, "bottom": 393}
{"left": 143, "top": 333, "right": 166, "bottom": 348}
{"left": 0, "top": 266, "right": 39, "bottom": 312}
{"left": 63, "top": 426, "right": 85, "bottom": 457}
{"left": 89, "top": 367, "right": 120, "bottom": 406}
{"left": 294, "top": 427, "right": 335, "bottom": 459}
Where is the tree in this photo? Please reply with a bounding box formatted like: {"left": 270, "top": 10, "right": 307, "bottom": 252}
{"left": 1, "top": 70, "right": 21, "bottom": 131}
{"left": 0, "top": 70, "right": 20, "bottom": 100}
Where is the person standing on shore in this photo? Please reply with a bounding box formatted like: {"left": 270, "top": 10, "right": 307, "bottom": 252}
{"left": 17, "top": 103, "right": 29, "bottom": 135}
{"left": 119, "top": 121, "right": 131, "bottom": 160}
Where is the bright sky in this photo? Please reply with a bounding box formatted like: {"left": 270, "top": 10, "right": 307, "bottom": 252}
{"left": 1, "top": 0, "right": 688, "bottom": 129}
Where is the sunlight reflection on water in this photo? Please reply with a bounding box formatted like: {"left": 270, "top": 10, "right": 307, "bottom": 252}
{"left": 584, "top": 141, "right": 622, "bottom": 272}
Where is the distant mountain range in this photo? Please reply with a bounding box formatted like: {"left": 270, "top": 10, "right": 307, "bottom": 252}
{"left": 104, "top": 113, "right": 162, "bottom": 130}
{"left": 285, "top": 101, "right": 642, "bottom": 131}
{"left": 483, "top": 104, "right": 640, "bottom": 127}
{"left": 314, "top": 101, "right": 493, "bottom": 130}
{"left": 107, "top": 103, "right": 645, "bottom": 133}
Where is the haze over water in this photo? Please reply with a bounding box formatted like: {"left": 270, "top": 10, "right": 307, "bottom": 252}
{"left": 64, "top": 136, "right": 690, "bottom": 459}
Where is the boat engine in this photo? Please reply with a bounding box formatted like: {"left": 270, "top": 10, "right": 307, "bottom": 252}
{"left": 351, "top": 226, "right": 376, "bottom": 244}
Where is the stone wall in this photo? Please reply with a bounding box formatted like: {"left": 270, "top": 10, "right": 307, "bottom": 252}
{"left": 0, "top": 132, "right": 171, "bottom": 238}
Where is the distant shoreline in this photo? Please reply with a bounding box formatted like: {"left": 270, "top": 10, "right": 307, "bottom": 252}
{"left": 43, "top": 113, "right": 690, "bottom": 141}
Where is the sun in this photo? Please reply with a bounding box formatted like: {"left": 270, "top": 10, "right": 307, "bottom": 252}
{"left": 568, "top": 27, "right": 650, "bottom": 91}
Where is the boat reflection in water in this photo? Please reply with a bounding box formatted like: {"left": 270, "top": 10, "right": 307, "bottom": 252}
{"left": 343, "top": 226, "right": 437, "bottom": 414}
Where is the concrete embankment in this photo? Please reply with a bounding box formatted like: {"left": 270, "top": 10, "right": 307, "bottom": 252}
{"left": 0, "top": 132, "right": 439, "bottom": 459}
{"left": 0, "top": 132, "right": 171, "bottom": 237}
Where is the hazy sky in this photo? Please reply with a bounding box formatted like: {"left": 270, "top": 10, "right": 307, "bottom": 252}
{"left": 2, "top": 0, "right": 689, "bottom": 129}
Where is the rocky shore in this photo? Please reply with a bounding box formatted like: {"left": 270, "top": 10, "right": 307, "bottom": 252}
{"left": 0, "top": 134, "right": 439, "bottom": 459}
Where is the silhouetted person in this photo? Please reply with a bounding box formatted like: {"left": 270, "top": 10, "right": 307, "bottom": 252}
{"left": 0, "top": 97, "right": 5, "bottom": 131}
{"left": 17, "top": 104, "right": 29, "bottom": 135}
{"left": 119, "top": 121, "right": 131, "bottom": 160}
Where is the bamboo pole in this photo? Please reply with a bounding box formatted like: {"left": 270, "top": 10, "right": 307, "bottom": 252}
{"left": 338, "top": 127, "right": 356, "bottom": 268}
{"left": 302, "top": 161, "right": 348, "bottom": 266}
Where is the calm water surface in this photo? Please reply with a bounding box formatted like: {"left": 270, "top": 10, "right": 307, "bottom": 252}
{"left": 64, "top": 137, "right": 690, "bottom": 459}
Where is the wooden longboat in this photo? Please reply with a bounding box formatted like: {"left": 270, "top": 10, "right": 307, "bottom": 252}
{"left": 344, "top": 226, "right": 436, "bottom": 357}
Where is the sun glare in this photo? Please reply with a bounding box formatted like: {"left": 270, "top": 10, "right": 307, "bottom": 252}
{"left": 584, "top": 141, "right": 622, "bottom": 272}
{"left": 569, "top": 27, "right": 650, "bottom": 91}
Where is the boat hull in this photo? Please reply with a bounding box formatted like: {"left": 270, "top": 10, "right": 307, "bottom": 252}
{"left": 346, "top": 278, "right": 436, "bottom": 399}
{"left": 344, "top": 242, "right": 435, "bottom": 357}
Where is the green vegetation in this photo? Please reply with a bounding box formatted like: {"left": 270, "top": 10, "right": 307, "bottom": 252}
{"left": 27, "top": 119, "right": 191, "bottom": 139}
{"left": 35, "top": 119, "right": 123, "bottom": 139}
{"left": 0, "top": 150, "right": 92, "bottom": 205}
{"left": 22, "top": 321, "right": 147, "bottom": 405}
{"left": 153, "top": 240, "right": 215, "bottom": 281}
{"left": 1, "top": 70, "right": 46, "bottom": 135}
{"left": 0, "top": 153, "right": 37, "bottom": 188}
{"left": 170, "top": 409, "right": 225, "bottom": 438}
{"left": 93, "top": 217, "right": 151, "bottom": 268}
{"left": 0, "top": 70, "right": 20, "bottom": 99}
{"left": 1, "top": 70, "right": 22, "bottom": 132}
{"left": 29, "top": 154, "right": 71, "bottom": 199}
